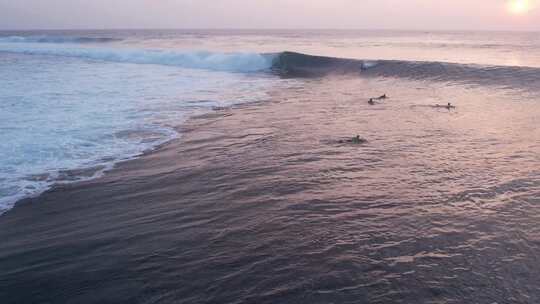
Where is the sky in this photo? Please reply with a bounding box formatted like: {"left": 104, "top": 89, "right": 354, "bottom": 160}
{"left": 0, "top": 0, "right": 539, "bottom": 31}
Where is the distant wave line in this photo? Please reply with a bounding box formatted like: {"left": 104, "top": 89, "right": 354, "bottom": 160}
{"left": 0, "top": 35, "right": 121, "bottom": 44}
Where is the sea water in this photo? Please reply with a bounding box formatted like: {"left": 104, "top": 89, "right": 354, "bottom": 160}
{"left": 1, "top": 29, "right": 539, "bottom": 213}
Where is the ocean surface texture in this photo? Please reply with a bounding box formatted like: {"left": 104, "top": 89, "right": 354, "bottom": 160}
{"left": 1, "top": 30, "right": 540, "bottom": 303}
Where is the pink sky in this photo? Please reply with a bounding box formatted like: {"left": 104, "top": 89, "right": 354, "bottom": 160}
{"left": 1, "top": 0, "right": 539, "bottom": 30}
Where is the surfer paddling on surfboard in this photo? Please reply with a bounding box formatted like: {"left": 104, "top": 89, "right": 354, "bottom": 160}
{"left": 435, "top": 103, "right": 456, "bottom": 109}
{"left": 339, "top": 135, "right": 367, "bottom": 144}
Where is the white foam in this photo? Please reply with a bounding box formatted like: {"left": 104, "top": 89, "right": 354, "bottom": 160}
{"left": 0, "top": 43, "right": 274, "bottom": 72}
{"left": 0, "top": 52, "right": 286, "bottom": 214}
{"left": 362, "top": 61, "right": 379, "bottom": 69}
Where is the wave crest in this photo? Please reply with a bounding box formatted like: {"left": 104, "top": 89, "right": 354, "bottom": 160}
{"left": 0, "top": 44, "right": 275, "bottom": 72}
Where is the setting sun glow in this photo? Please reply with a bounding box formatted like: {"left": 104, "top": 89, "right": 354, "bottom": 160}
{"left": 508, "top": 0, "right": 530, "bottom": 14}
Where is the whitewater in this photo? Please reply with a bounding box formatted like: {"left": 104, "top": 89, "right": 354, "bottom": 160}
{"left": 0, "top": 33, "right": 285, "bottom": 212}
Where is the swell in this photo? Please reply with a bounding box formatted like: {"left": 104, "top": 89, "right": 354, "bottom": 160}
{"left": 272, "top": 52, "right": 540, "bottom": 90}
{"left": 0, "top": 35, "right": 121, "bottom": 44}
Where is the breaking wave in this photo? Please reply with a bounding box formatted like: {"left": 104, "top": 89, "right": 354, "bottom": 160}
{"left": 0, "top": 44, "right": 274, "bottom": 72}
{"left": 1, "top": 42, "right": 539, "bottom": 89}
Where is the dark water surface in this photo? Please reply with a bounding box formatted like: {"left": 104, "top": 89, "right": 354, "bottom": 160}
{"left": 1, "top": 75, "right": 540, "bottom": 303}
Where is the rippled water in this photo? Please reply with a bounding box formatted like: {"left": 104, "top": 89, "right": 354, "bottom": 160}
{"left": 245, "top": 77, "right": 540, "bottom": 303}
{"left": 2, "top": 74, "right": 539, "bottom": 303}
{"left": 1, "top": 30, "right": 540, "bottom": 303}
{"left": 141, "top": 77, "right": 540, "bottom": 303}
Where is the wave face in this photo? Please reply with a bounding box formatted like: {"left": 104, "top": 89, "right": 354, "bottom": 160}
{"left": 0, "top": 35, "right": 121, "bottom": 44}
{"left": 273, "top": 52, "right": 540, "bottom": 90}
{"left": 0, "top": 44, "right": 274, "bottom": 72}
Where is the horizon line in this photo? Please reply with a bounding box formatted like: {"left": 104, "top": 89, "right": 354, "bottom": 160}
{"left": 1, "top": 27, "right": 539, "bottom": 33}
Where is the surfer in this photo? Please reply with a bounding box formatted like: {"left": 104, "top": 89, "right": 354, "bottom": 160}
{"left": 368, "top": 98, "right": 375, "bottom": 105}
{"left": 351, "top": 135, "right": 365, "bottom": 144}
{"left": 435, "top": 103, "right": 455, "bottom": 109}
{"left": 339, "top": 135, "right": 366, "bottom": 144}
{"left": 377, "top": 94, "right": 387, "bottom": 99}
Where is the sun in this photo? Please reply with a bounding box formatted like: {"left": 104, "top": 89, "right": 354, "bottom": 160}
{"left": 508, "top": 0, "right": 530, "bottom": 14}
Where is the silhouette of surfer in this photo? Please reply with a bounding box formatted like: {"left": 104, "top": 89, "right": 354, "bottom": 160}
{"left": 435, "top": 102, "right": 455, "bottom": 109}
{"left": 339, "top": 135, "right": 366, "bottom": 144}
{"left": 368, "top": 98, "right": 375, "bottom": 105}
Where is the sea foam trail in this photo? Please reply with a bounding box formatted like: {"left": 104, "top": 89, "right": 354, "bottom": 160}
{"left": 0, "top": 44, "right": 275, "bottom": 72}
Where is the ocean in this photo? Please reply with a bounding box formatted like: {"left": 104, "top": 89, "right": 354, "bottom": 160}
{"left": 1, "top": 29, "right": 539, "bottom": 212}
{"left": 1, "top": 30, "right": 540, "bottom": 303}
